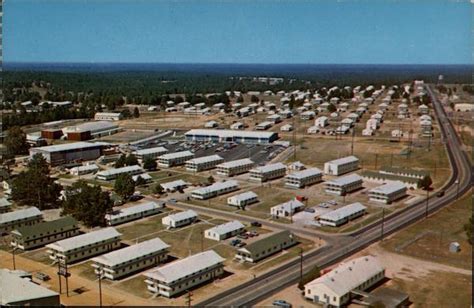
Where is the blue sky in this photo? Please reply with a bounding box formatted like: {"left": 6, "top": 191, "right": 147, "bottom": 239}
{"left": 4, "top": 0, "right": 471, "bottom": 64}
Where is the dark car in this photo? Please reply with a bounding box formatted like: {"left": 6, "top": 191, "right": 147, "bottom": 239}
{"left": 436, "top": 190, "right": 445, "bottom": 197}
{"left": 230, "top": 239, "right": 241, "bottom": 246}
{"left": 273, "top": 300, "right": 292, "bottom": 308}
{"left": 250, "top": 221, "right": 262, "bottom": 227}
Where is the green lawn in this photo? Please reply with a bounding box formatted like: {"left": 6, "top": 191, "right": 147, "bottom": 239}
{"left": 116, "top": 210, "right": 172, "bottom": 241}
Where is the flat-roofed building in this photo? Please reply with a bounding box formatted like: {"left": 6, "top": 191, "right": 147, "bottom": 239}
{"left": 185, "top": 129, "right": 278, "bottom": 144}
{"left": 304, "top": 256, "right": 385, "bottom": 307}
{"left": 324, "top": 156, "right": 359, "bottom": 176}
{"left": 29, "top": 142, "right": 104, "bottom": 166}
{"left": 0, "top": 197, "right": 11, "bottom": 214}
{"left": 0, "top": 207, "right": 43, "bottom": 235}
{"left": 318, "top": 202, "right": 367, "bottom": 227}
{"left": 270, "top": 199, "right": 304, "bottom": 218}
{"left": 227, "top": 191, "right": 258, "bottom": 208}
{"left": 216, "top": 158, "right": 254, "bottom": 176}
{"left": 191, "top": 180, "right": 239, "bottom": 200}
{"left": 249, "top": 163, "right": 286, "bottom": 182}
{"left": 185, "top": 154, "right": 224, "bottom": 172}
{"left": 94, "top": 112, "right": 123, "bottom": 121}
{"left": 157, "top": 151, "right": 194, "bottom": 168}
{"left": 205, "top": 220, "right": 245, "bottom": 241}
{"left": 92, "top": 237, "right": 169, "bottom": 280}
{"left": 133, "top": 147, "right": 168, "bottom": 161}
{"left": 64, "top": 121, "right": 120, "bottom": 140}
{"left": 0, "top": 269, "right": 60, "bottom": 306}
{"left": 162, "top": 210, "right": 197, "bottom": 228}
{"left": 301, "top": 111, "right": 316, "bottom": 120}
{"left": 144, "top": 250, "right": 225, "bottom": 297}
{"left": 160, "top": 179, "right": 188, "bottom": 192}
{"left": 105, "top": 202, "right": 163, "bottom": 226}
{"left": 255, "top": 121, "right": 274, "bottom": 130}
{"left": 46, "top": 227, "right": 122, "bottom": 263}
{"left": 235, "top": 230, "right": 296, "bottom": 263}
{"left": 285, "top": 168, "right": 323, "bottom": 188}
{"left": 325, "top": 174, "right": 363, "bottom": 196}
{"left": 96, "top": 165, "right": 144, "bottom": 181}
{"left": 368, "top": 181, "right": 407, "bottom": 204}
{"left": 10, "top": 216, "right": 79, "bottom": 250}
{"left": 70, "top": 164, "right": 99, "bottom": 176}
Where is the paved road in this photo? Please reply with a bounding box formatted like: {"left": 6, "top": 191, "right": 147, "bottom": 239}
{"left": 197, "top": 85, "right": 472, "bottom": 307}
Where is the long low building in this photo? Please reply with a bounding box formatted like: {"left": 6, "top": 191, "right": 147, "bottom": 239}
{"left": 162, "top": 210, "right": 197, "bottom": 228}
{"left": 158, "top": 151, "right": 194, "bottom": 168}
{"left": 216, "top": 158, "right": 254, "bottom": 176}
{"left": 133, "top": 146, "right": 168, "bottom": 161}
{"left": 304, "top": 256, "right": 385, "bottom": 307}
{"left": 64, "top": 121, "right": 120, "bottom": 141}
{"left": 235, "top": 230, "right": 296, "bottom": 263}
{"left": 285, "top": 168, "right": 323, "bottom": 188}
{"left": 160, "top": 179, "right": 188, "bottom": 192}
{"left": 205, "top": 220, "right": 245, "bottom": 241}
{"left": 185, "top": 154, "right": 224, "bottom": 172}
{"left": 325, "top": 174, "right": 363, "bottom": 196}
{"left": 92, "top": 237, "right": 170, "bottom": 280}
{"left": 46, "top": 227, "right": 122, "bottom": 263}
{"left": 144, "top": 250, "right": 225, "bottom": 297}
{"left": 96, "top": 165, "right": 144, "bottom": 181}
{"left": 105, "top": 202, "right": 163, "bottom": 226}
{"left": 185, "top": 129, "right": 278, "bottom": 144}
{"left": 70, "top": 164, "right": 99, "bottom": 176}
{"left": 11, "top": 216, "right": 80, "bottom": 250}
{"left": 29, "top": 142, "right": 105, "bottom": 166}
{"left": 0, "top": 207, "right": 43, "bottom": 235}
{"left": 270, "top": 199, "right": 305, "bottom": 218}
{"left": 0, "top": 197, "right": 11, "bottom": 214}
{"left": 191, "top": 180, "right": 239, "bottom": 200}
{"left": 324, "top": 156, "right": 359, "bottom": 176}
{"left": 249, "top": 163, "right": 286, "bottom": 182}
{"left": 227, "top": 191, "right": 259, "bottom": 208}
{"left": 319, "top": 202, "right": 367, "bottom": 227}
{"left": 368, "top": 181, "right": 407, "bottom": 204}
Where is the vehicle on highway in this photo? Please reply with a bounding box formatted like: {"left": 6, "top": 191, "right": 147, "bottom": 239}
{"left": 272, "top": 300, "right": 292, "bottom": 308}
{"left": 437, "top": 190, "right": 445, "bottom": 197}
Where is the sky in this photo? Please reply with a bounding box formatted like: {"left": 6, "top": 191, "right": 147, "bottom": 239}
{"left": 4, "top": 0, "right": 472, "bottom": 64}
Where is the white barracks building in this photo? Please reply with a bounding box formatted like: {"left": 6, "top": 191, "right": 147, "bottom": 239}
{"left": 191, "top": 180, "right": 239, "bottom": 200}
{"left": 158, "top": 151, "right": 194, "bottom": 168}
{"left": 216, "top": 158, "right": 254, "bottom": 177}
{"left": 324, "top": 156, "right": 359, "bottom": 176}
{"left": 144, "top": 250, "right": 225, "bottom": 297}
{"left": 227, "top": 191, "right": 259, "bottom": 208}
{"left": 185, "top": 154, "right": 224, "bottom": 172}
{"left": 92, "top": 237, "right": 169, "bottom": 280}
{"left": 105, "top": 202, "right": 163, "bottom": 226}
{"left": 368, "top": 181, "right": 407, "bottom": 204}
{"left": 285, "top": 168, "right": 323, "bottom": 188}
{"left": 204, "top": 220, "right": 245, "bottom": 241}
{"left": 162, "top": 210, "right": 198, "bottom": 228}
{"left": 249, "top": 163, "right": 286, "bottom": 182}
{"left": 0, "top": 207, "right": 43, "bottom": 235}
{"left": 325, "top": 174, "right": 363, "bottom": 196}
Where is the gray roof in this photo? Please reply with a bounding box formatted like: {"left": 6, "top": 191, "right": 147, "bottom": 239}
{"left": 192, "top": 180, "right": 239, "bottom": 195}
{"left": 271, "top": 199, "right": 304, "bottom": 212}
{"left": 326, "top": 174, "right": 362, "bottom": 186}
{"left": 228, "top": 191, "right": 258, "bottom": 202}
{"left": 369, "top": 181, "right": 406, "bottom": 194}
{"left": 105, "top": 202, "right": 162, "bottom": 221}
{"left": 217, "top": 158, "right": 254, "bottom": 169}
{"left": 64, "top": 121, "right": 118, "bottom": 133}
{"left": 164, "top": 210, "right": 197, "bottom": 222}
{"left": 325, "top": 156, "right": 359, "bottom": 166}
{"left": 205, "top": 220, "right": 245, "bottom": 236}
{"left": 46, "top": 227, "right": 121, "bottom": 253}
{"left": 0, "top": 197, "right": 11, "bottom": 208}
{"left": 158, "top": 150, "right": 194, "bottom": 160}
{"left": 0, "top": 269, "right": 59, "bottom": 305}
{"left": 134, "top": 146, "right": 168, "bottom": 156}
{"left": 185, "top": 129, "right": 276, "bottom": 139}
{"left": 251, "top": 162, "right": 286, "bottom": 174}
{"left": 92, "top": 237, "right": 169, "bottom": 267}
{"left": 186, "top": 154, "right": 223, "bottom": 165}
{"left": 286, "top": 168, "right": 322, "bottom": 180}
{"left": 160, "top": 179, "right": 188, "bottom": 190}
{"left": 144, "top": 250, "right": 224, "bottom": 284}
{"left": 30, "top": 142, "right": 103, "bottom": 153}
{"left": 319, "top": 202, "right": 366, "bottom": 222}
{"left": 0, "top": 207, "right": 42, "bottom": 225}
{"left": 96, "top": 165, "right": 143, "bottom": 177}
{"left": 12, "top": 216, "right": 77, "bottom": 239}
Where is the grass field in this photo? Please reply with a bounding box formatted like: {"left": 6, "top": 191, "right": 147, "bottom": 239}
{"left": 381, "top": 193, "right": 472, "bottom": 270}
{"left": 116, "top": 210, "right": 173, "bottom": 241}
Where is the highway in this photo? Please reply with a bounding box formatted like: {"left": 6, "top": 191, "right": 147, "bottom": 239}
{"left": 197, "top": 85, "right": 472, "bottom": 307}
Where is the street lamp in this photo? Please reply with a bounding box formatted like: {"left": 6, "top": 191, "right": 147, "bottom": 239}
{"left": 96, "top": 267, "right": 104, "bottom": 307}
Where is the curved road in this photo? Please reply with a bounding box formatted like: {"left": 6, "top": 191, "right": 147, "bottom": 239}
{"left": 197, "top": 85, "right": 472, "bottom": 307}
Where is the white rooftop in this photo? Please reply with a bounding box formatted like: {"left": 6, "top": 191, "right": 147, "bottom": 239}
{"left": 0, "top": 207, "right": 42, "bottom": 225}
{"left": 186, "top": 154, "right": 223, "bottom": 165}
{"left": 105, "top": 202, "right": 161, "bottom": 221}
{"left": 272, "top": 199, "right": 304, "bottom": 211}
{"left": 92, "top": 237, "right": 169, "bottom": 267}
{"left": 71, "top": 164, "right": 99, "bottom": 172}
{"left": 158, "top": 150, "right": 194, "bottom": 160}
{"left": 192, "top": 180, "right": 239, "bottom": 195}
{"left": 185, "top": 129, "right": 276, "bottom": 139}
{"left": 286, "top": 168, "right": 322, "bottom": 179}
{"left": 64, "top": 121, "right": 118, "bottom": 133}
{"left": 205, "top": 220, "right": 245, "bottom": 236}
{"left": 251, "top": 162, "right": 286, "bottom": 174}
{"left": 369, "top": 181, "right": 406, "bottom": 194}
{"left": 217, "top": 158, "right": 254, "bottom": 169}
{"left": 96, "top": 165, "right": 143, "bottom": 177}
{"left": 144, "top": 250, "right": 224, "bottom": 284}
{"left": 326, "top": 174, "right": 363, "bottom": 186}
{"left": 319, "top": 202, "right": 367, "bottom": 222}
{"left": 160, "top": 179, "right": 188, "bottom": 190}
{"left": 164, "top": 210, "right": 197, "bottom": 222}
{"left": 46, "top": 227, "right": 121, "bottom": 253}
{"left": 256, "top": 121, "right": 274, "bottom": 127}
{"left": 228, "top": 191, "right": 258, "bottom": 202}
{"left": 0, "top": 198, "right": 11, "bottom": 208}
{"left": 134, "top": 146, "right": 168, "bottom": 156}
{"left": 326, "top": 156, "right": 359, "bottom": 166}
{"left": 31, "top": 142, "right": 104, "bottom": 153}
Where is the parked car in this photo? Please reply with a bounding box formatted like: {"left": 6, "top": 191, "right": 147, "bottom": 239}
{"left": 273, "top": 300, "right": 292, "bottom": 308}
{"left": 237, "top": 234, "right": 249, "bottom": 239}
{"left": 230, "top": 239, "right": 241, "bottom": 246}
{"left": 167, "top": 198, "right": 177, "bottom": 205}
{"left": 250, "top": 231, "right": 259, "bottom": 237}
{"left": 250, "top": 221, "right": 262, "bottom": 227}
{"left": 35, "top": 272, "right": 50, "bottom": 282}
{"left": 327, "top": 200, "right": 337, "bottom": 205}
{"left": 236, "top": 242, "right": 247, "bottom": 248}
{"left": 304, "top": 208, "right": 315, "bottom": 213}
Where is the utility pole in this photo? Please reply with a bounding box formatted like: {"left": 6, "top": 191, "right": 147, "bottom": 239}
{"left": 185, "top": 290, "right": 193, "bottom": 307}
{"left": 97, "top": 268, "right": 103, "bottom": 307}
{"left": 57, "top": 261, "right": 62, "bottom": 295}
{"left": 65, "top": 261, "right": 70, "bottom": 297}
{"left": 11, "top": 247, "right": 16, "bottom": 270}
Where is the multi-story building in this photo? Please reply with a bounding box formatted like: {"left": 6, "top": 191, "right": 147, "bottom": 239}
{"left": 191, "top": 180, "right": 239, "bottom": 200}
{"left": 325, "top": 174, "right": 363, "bottom": 196}
{"left": 0, "top": 207, "right": 43, "bottom": 235}
{"left": 133, "top": 146, "right": 168, "bottom": 161}
{"left": 368, "top": 181, "right": 407, "bottom": 204}
{"left": 105, "top": 202, "right": 163, "bottom": 226}
{"left": 318, "top": 202, "right": 367, "bottom": 227}
{"left": 157, "top": 151, "right": 194, "bottom": 168}
{"left": 227, "top": 191, "right": 259, "bottom": 208}
{"left": 91, "top": 237, "right": 169, "bottom": 280}
{"left": 96, "top": 165, "right": 144, "bottom": 181}
{"left": 249, "top": 163, "right": 286, "bottom": 182}
{"left": 204, "top": 220, "right": 245, "bottom": 241}
{"left": 285, "top": 168, "right": 323, "bottom": 188}
{"left": 324, "top": 156, "right": 359, "bottom": 176}
{"left": 235, "top": 230, "right": 296, "bottom": 263}
{"left": 185, "top": 155, "right": 224, "bottom": 172}
{"left": 46, "top": 227, "right": 122, "bottom": 264}
{"left": 144, "top": 250, "right": 225, "bottom": 297}
{"left": 216, "top": 158, "right": 254, "bottom": 177}
{"left": 94, "top": 112, "right": 123, "bottom": 121}
{"left": 10, "top": 216, "right": 79, "bottom": 250}
{"left": 29, "top": 142, "right": 105, "bottom": 166}
{"left": 0, "top": 197, "right": 11, "bottom": 213}
{"left": 162, "top": 210, "right": 198, "bottom": 228}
